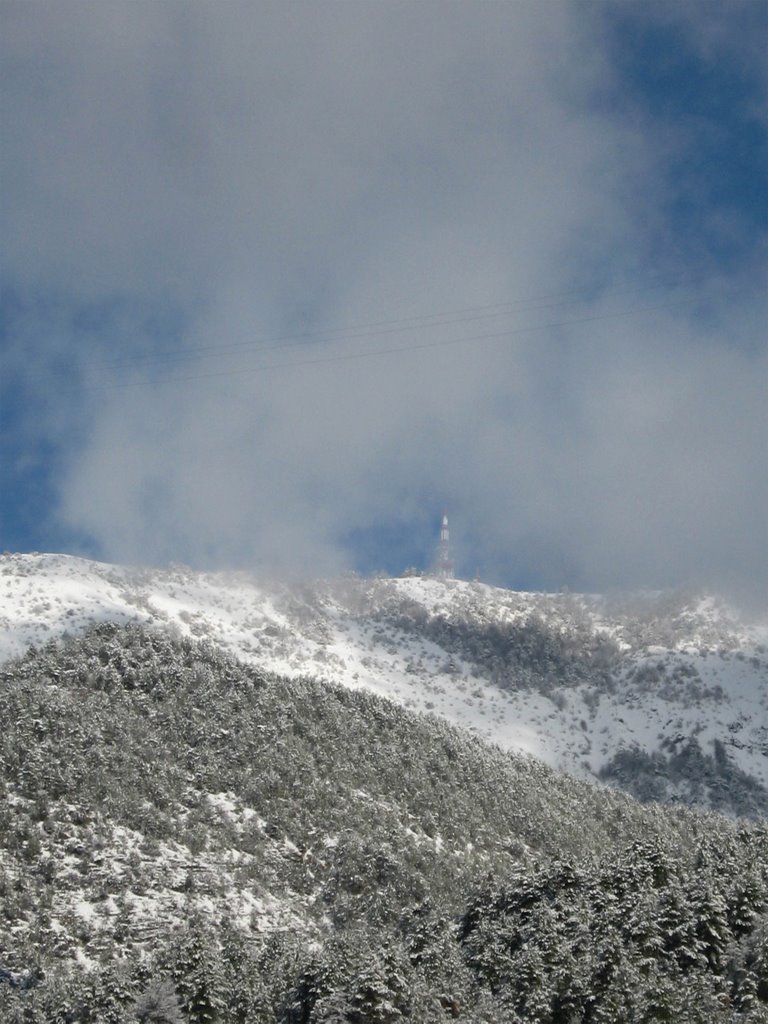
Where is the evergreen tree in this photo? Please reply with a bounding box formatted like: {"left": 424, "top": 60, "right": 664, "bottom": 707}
{"left": 167, "top": 922, "right": 225, "bottom": 1024}
{"left": 133, "top": 979, "right": 183, "bottom": 1024}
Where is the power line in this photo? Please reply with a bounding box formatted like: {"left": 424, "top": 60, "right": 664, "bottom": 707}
{"left": 66, "top": 293, "right": 712, "bottom": 394}
{"left": 18, "top": 274, "right": 713, "bottom": 387}
{"left": 74, "top": 296, "right": 586, "bottom": 373}
{"left": 70, "top": 278, "right": 684, "bottom": 375}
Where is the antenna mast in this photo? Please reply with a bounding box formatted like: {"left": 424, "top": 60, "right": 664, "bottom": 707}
{"left": 437, "top": 512, "right": 454, "bottom": 580}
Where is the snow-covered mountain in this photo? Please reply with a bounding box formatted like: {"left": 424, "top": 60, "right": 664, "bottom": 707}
{"left": 2, "top": 551, "right": 767, "bottom": 815}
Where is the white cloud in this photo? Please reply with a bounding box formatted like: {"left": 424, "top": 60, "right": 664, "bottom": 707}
{"left": 2, "top": 1, "right": 765, "bottom": 601}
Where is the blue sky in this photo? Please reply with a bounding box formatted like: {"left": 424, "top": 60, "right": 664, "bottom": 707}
{"left": 1, "top": 1, "right": 766, "bottom": 600}
{"left": 604, "top": 3, "right": 767, "bottom": 273}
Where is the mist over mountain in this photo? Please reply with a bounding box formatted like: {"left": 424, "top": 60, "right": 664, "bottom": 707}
{"left": 2, "top": 552, "right": 767, "bottom": 818}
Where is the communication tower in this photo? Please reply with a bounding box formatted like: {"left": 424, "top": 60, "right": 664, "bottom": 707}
{"left": 436, "top": 513, "right": 454, "bottom": 580}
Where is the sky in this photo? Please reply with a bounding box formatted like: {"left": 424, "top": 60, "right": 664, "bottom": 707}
{"left": 1, "top": 0, "right": 766, "bottom": 602}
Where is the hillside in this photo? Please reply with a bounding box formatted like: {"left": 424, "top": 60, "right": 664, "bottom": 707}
{"left": 2, "top": 625, "right": 768, "bottom": 1021}
{"left": 2, "top": 552, "right": 767, "bottom": 816}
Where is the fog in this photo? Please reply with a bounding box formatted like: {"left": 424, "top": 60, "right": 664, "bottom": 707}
{"left": 2, "top": 1, "right": 766, "bottom": 601}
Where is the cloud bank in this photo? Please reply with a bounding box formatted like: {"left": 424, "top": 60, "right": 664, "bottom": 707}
{"left": 1, "top": 1, "right": 766, "bottom": 601}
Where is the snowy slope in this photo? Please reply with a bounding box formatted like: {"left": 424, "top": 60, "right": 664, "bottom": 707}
{"left": 2, "top": 551, "right": 767, "bottom": 813}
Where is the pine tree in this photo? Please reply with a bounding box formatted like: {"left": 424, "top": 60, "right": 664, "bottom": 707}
{"left": 168, "top": 921, "right": 225, "bottom": 1024}
{"left": 81, "top": 961, "right": 136, "bottom": 1023}
{"left": 690, "top": 875, "right": 730, "bottom": 978}
{"left": 344, "top": 946, "right": 411, "bottom": 1024}
{"left": 133, "top": 979, "right": 183, "bottom": 1023}
{"left": 733, "top": 913, "right": 768, "bottom": 1014}
{"left": 218, "top": 924, "right": 271, "bottom": 1024}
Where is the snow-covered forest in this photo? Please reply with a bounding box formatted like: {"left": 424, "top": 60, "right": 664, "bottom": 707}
{"left": 1, "top": 556, "right": 768, "bottom": 1020}
{"left": 2, "top": 554, "right": 767, "bottom": 815}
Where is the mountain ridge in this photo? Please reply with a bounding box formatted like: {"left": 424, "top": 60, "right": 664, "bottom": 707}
{"left": 2, "top": 551, "right": 767, "bottom": 817}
